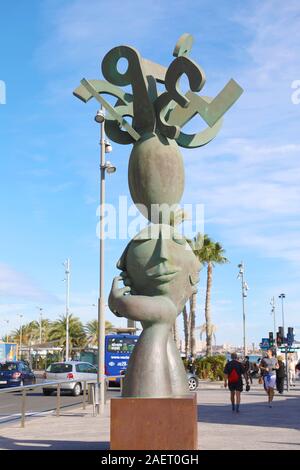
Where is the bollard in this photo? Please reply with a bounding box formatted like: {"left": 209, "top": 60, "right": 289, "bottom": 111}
{"left": 21, "top": 388, "right": 27, "bottom": 428}
{"left": 83, "top": 381, "right": 87, "bottom": 410}
{"left": 56, "top": 383, "right": 61, "bottom": 417}
{"left": 91, "top": 384, "right": 96, "bottom": 417}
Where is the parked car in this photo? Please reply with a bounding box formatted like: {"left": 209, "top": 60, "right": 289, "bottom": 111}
{"left": 42, "top": 361, "right": 98, "bottom": 396}
{"left": 187, "top": 372, "right": 199, "bottom": 391}
{"left": 0, "top": 361, "right": 36, "bottom": 388}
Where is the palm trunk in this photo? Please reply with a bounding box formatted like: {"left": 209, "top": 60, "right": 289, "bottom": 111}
{"left": 205, "top": 262, "right": 213, "bottom": 356}
{"left": 189, "top": 292, "right": 197, "bottom": 358}
{"left": 183, "top": 304, "right": 189, "bottom": 357}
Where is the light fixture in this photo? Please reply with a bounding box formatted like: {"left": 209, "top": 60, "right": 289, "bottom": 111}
{"left": 94, "top": 109, "right": 105, "bottom": 123}
{"left": 105, "top": 161, "right": 116, "bottom": 174}
{"left": 105, "top": 140, "right": 113, "bottom": 153}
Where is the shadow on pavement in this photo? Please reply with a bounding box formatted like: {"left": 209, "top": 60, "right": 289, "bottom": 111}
{"left": 0, "top": 435, "right": 110, "bottom": 450}
{"left": 197, "top": 396, "right": 300, "bottom": 431}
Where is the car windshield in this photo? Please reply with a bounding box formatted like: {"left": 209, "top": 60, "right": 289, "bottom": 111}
{"left": 0, "top": 362, "right": 18, "bottom": 371}
{"left": 47, "top": 363, "right": 73, "bottom": 373}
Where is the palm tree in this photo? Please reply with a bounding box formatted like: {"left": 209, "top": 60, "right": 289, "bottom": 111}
{"left": 85, "top": 319, "right": 114, "bottom": 347}
{"left": 199, "top": 323, "right": 217, "bottom": 353}
{"left": 193, "top": 234, "right": 228, "bottom": 356}
{"left": 49, "top": 314, "right": 86, "bottom": 357}
{"left": 185, "top": 233, "right": 203, "bottom": 358}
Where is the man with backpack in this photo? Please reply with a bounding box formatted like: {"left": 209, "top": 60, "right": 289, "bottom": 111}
{"left": 224, "top": 353, "right": 249, "bottom": 412}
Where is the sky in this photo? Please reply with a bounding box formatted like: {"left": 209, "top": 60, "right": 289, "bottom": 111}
{"left": 0, "top": 0, "right": 299, "bottom": 348}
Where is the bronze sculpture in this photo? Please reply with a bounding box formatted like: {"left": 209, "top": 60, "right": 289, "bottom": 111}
{"left": 74, "top": 33, "right": 243, "bottom": 398}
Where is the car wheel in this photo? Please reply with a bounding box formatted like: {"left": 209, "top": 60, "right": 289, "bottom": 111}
{"left": 43, "top": 389, "right": 53, "bottom": 396}
{"left": 188, "top": 377, "right": 198, "bottom": 391}
{"left": 72, "top": 383, "right": 82, "bottom": 397}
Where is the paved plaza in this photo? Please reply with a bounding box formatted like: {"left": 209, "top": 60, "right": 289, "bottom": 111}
{"left": 0, "top": 381, "right": 299, "bottom": 450}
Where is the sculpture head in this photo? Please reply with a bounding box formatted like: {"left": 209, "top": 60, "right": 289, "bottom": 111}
{"left": 117, "top": 224, "right": 200, "bottom": 312}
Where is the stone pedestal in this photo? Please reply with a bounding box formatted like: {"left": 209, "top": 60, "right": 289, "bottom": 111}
{"left": 110, "top": 394, "right": 197, "bottom": 450}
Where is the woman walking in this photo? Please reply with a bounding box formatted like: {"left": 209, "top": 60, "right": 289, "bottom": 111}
{"left": 259, "top": 349, "right": 279, "bottom": 408}
{"left": 276, "top": 355, "right": 285, "bottom": 394}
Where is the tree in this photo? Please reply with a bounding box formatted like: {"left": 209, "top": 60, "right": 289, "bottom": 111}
{"left": 49, "top": 314, "right": 86, "bottom": 357}
{"left": 12, "top": 319, "right": 51, "bottom": 345}
{"left": 192, "top": 234, "right": 228, "bottom": 356}
{"left": 184, "top": 233, "right": 204, "bottom": 359}
{"left": 199, "top": 323, "right": 217, "bottom": 352}
{"left": 85, "top": 319, "right": 115, "bottom": 347}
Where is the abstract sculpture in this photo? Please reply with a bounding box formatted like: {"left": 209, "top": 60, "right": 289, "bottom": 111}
{"left": 74, "top": 33, "right": 243, "bottom": 398}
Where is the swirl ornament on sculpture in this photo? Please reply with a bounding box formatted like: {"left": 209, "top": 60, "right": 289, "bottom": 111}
{"left": 73, "top": 33, "right": 243, "bottom": 444}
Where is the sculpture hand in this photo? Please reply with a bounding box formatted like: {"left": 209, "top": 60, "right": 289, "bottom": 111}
{"left": 108, "top": 276, "right": 131, "bottom": 317}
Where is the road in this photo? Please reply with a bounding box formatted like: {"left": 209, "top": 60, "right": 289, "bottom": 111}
{"left": 0, "top": 380, "right": 120, "bottom": 426}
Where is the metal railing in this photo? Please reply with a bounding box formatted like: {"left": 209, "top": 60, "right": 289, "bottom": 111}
{"left": 0, "top": 375, "right": 124, "bottom": 428}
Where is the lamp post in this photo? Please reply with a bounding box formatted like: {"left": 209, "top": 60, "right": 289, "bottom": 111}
{"left": 278, "top": 293, "right": 286, "bottom": 335}
{"left": 270, "top": 297, "right": 276, "bottom": 340}
{"left": 278, "top": 293, "right": 289, "bottom": 391}
{"left": 237, "top": 262, "right": 249, "bottom": 358}
{"left": 95, "top": 107, "right": 116, "bottom": 414}
{"left": 63, "top": 259, "right": 71, "bottom": 361}
{"left": 36, "top": 307, "right": 43, "bottom": 344}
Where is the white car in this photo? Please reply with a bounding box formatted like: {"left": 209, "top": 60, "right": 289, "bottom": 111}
{"left": 42, "top": 361, "right": 97, "bottom": 396}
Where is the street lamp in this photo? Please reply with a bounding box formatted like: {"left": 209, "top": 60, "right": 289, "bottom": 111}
{"left": 278, "top": 293, "right": 286, "bottom": 334}
{"left": 95, "top": 106, "right": 116, "bottom": 414}
{"left": 63, "top": 259, "right": 71, "bottom": 361}
{"left": 36, "top": 307, "right": 43, "bottom": 344}
{"left": 270, "top": 297, "right": 276, "bottom": 339}
{"left": 278, "top": 293, "right": 289, "bottom": 391}
{"left": 237, "top": 262, "right": 249, "bottom": 358}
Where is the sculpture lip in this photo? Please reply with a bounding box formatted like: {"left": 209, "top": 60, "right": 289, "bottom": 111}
{"left": 147, "top": 269, "right": 180, "bottom": 282}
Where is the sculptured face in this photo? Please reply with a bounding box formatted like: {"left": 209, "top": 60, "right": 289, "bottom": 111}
{"left": 119, "top": 224, "right": 200, "bottom": 310}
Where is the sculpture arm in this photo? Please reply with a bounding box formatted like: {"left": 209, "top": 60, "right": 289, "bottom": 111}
{"left": 108, "top": 276, "right": 175, "bottom": 322}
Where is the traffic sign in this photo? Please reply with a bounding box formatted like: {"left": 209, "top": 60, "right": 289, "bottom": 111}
{"left": 260, "top": 338, "right": 270, "bottom": 350}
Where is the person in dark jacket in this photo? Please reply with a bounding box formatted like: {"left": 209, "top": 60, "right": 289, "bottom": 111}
{"left": 224, "top": 353, "right": 249, "bottom": 413}
{"left": 276, "top": 355, "right": 285, "bottom": 394}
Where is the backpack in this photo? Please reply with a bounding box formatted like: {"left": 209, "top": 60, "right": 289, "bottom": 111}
{"left": 228, "top": 364, "right": 240, "bottom": 383}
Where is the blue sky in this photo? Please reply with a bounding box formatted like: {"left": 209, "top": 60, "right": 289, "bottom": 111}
{"left": 0, "top": 0, "right": 299, "bottom": 348}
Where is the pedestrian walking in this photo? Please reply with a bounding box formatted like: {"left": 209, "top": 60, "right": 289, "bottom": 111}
{"left": 259, "top": 349, "right": 279, "bottom": 407}
{"left": 243, "top": 355, "right": 253, "bottom": 384}
{"left": 276, "top": 355, "right": 285, "bottom": 394}
{"left": 288, "top": 354, "right": 297, "bottom": 387}
{"left": 224, "top": 352, "right": 249, "bottom": 413}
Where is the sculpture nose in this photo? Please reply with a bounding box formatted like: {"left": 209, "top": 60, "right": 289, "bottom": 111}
{"left": 157, "top": 230, "right": 169, "bottom": 262}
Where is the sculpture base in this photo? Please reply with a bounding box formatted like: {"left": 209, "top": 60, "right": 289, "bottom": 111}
{"left": 110, "top": 394, "right": 197, "bottom": 450}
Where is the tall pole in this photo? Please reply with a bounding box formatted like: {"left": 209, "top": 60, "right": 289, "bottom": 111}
{"left": 37, "top": 307, "right": 43, "bottom": 344}
{"left": 98, "top": 106, "right": 106, "bottom": 415}
{"left": 279, "top": 293, "right": 285, "bottom": 334}
{"left": 64, "top": 259, "right": 71, "bottom": 361}
{"left": 279, "top": 293, "right": 288, "bottom": 391}
{"left": 270, "top": 297, "right": 276, "bottom": 339}
{"left": 238, "top": 262, "right": 248, "bottom": 358}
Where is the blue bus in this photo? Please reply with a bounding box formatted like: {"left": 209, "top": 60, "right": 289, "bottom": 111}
{"left": 105, "top": 334, "right": 139, "bottom": 385}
